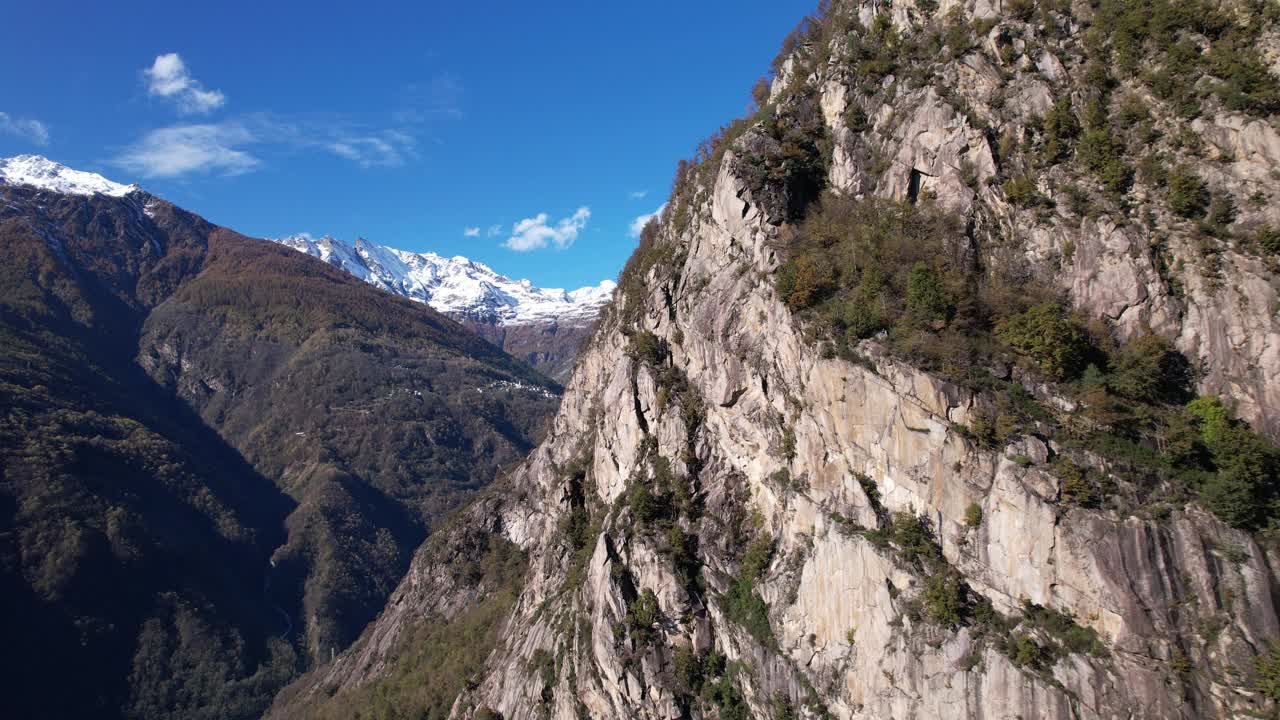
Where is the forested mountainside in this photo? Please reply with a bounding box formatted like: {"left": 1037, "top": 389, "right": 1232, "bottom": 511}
{"left": 273, "top": 1, "right": 1280, "bottom": 719}
{"left": 0, "top": 176, "right": 559, "bottom": 719}
{"left": 270, "top": 233, "right": 614, "bottom": 382}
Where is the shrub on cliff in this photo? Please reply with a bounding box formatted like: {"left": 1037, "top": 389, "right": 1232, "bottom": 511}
{"left": 1167, "top": 165, "right": 1210, "bottom": 218}
{"left": 996, "top": 303, "right": 1090, "bottom": 382}
{"left": 1256, "top": 643, "right": 1280, "bottom": 703}
{"left": 1187, "top": 396, "right": 1280, "bottom": 529}
{"left": 905, "top": 261, "right": 953, "bottom": 325}
{"left": 1106, "top": 332, "right": 1192, "bottom": 403}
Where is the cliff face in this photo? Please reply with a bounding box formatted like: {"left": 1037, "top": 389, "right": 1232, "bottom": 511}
{"left": 463, "top": 317, "right": 596, "bottom": 384}
{"left": 275, "top": 2, "right": 1280, "bottom": 718}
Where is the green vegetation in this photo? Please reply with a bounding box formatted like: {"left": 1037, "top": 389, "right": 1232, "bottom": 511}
{"left": 1167, "top": 165, "right": 1210, "bottom": 218}
{"left": 1256, "top": 643, "right": 1280, "bottom": 703}
{"left": 1019, "top": 600, "right": 1107, "bottom": 658}
{"left": 1006, "top": 633, "right": 1053, "bottom": 671}
{"left": 1187, "top": 397, "right": 1280, "bottom": 529}
{"left": 1053, "top": 459, "right": 1100, "bottom": 508}
{"left": 1256, "top": 226, "right": 1280, "bottom": 256}
{"left": 720, "top": 533, "right": 777, "bottom": 647}
{"left": 996, "top": 303, "right": 1090, "bottom": 382}
{"left": 1087, "top": 0, "right": 1280, "bottom": 118}
{"left": 1040, "top": 96, "right": 1080, "bottom": 165}
{"left": 127, "top": 608, "right": 298, "bottom": 720}
{"left": 922, "top": 570, "right": 966, "bottom": 627}
{"left": 695, "top": 651, "right": 751, "bottom": 720}
{"left": 847, "top": 12, "right": 902, "bottom": 88}
{"left": 1002, "top": 176, "right": 1049, "bottom": 208}
{"left": 671, "top": 644, "right": 757, "bottom": 719}
{"left": 781, "top": 425, "right": 797, "bottom": 460}
{"left": 627, "top": 330, "right": 669, "bottom": 366}
{"left": 275, "top": 538, "right": 527, "bottom": 720}
{"left": 863, "top": 514, "right": 975, "bottom": 628}
{"left": 560, "top": 451, "right": 601, "bottom": 590}
{"left": 1076, "top": 127, "right": 1132, "bottom": 196}
{"left": 964, "top": 503, "right": 984, "bottom": 527}
{"left": 1106, "top": 333, "right": 1192, "bottom": 403}
{"left": 775, "top": 193, "right": 1069, "bottom": 384}
{"left": 770, "top": 693, "right": 799, "bottom": 720}
{"left": 767, "top": 174, "right": 1280, "bottom": 532}
{"left": 0, "top": 200, "right": 311, "bottom": 719}
{"left": 626, "top": 589, "right": 663, "bottom": 647}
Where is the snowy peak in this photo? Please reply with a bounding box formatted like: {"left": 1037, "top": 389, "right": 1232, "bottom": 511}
{"left": 271, "top": 234, "right": 615, "bottom": 326}
{"left": 0, "top": 155, "right": 138, "bottom": 198}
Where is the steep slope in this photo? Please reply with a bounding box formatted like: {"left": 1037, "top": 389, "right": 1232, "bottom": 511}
{"left": 272, "top": 233, "right": 615, "bottom": 381}
{"left": 0, "top": 161, "right": 560, "bottom": 718}
{"left": 0, "top": 181, "right": 295, "bottom": 719}
{"left": 274, "top": 2, "right": 1280, "bottom": 719}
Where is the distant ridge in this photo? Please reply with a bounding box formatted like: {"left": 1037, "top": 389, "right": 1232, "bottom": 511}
{"left": 270, "top": 233, "right": 615, "bottom": 327}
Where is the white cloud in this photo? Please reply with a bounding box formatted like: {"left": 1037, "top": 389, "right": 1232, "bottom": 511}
{"left": 144, "top": 53, "right": 226, "bottom": 114}
{"left": 628, "top": 190, "right": 648, "bottom": 200}
{"left": 0, "top": 112, "right": 49, "bottom": 145}
{"left": 504, "top": 207, "right": 590, "bottom": 252}
{"left": 113, "top": 123, "right": 258, "bottom": 178}
{"left": 112, "top": 114, "right": 426, "bottom": 178}
{"left": 325, "top": 130, "right": 416, "bottom": 167}
{"left": 629, "top": 203, "right": 667, "bottom": 238}
{"left": 463, "top": 227, "right": 480, "bottom": 237}
{"left": 486, "top": 224, "right": 503, "bottom": 237}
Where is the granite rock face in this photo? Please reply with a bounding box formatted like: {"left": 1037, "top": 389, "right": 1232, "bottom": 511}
{"left": 272, "top": 2, "right": 1280, "bottom": 718}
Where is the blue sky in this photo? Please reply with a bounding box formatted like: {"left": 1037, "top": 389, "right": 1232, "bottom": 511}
{"left": 0, "top": 1, "right": 815, "bottom": 289}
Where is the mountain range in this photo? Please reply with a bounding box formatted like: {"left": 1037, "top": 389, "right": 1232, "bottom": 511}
{"left": 269, "top": 233, "right": 614, "bottom": 381}
{"left": 0, "top": 153, "right": 613, "bottom": 382}
{"left": 270, "top": 234, "right": 614, "bottom": 327}
{"left": 0, "top": 155, "right": 561, "bottom": 719}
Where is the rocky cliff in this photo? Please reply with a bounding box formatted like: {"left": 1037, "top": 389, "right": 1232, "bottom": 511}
{"left": 273, "top": 2, "right": 1280, "bottom": 718}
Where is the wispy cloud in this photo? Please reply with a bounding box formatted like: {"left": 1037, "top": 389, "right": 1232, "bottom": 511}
{"left": 119, "top": 61, "right": 457, "bottom": 179}
{"left": 113, "top": 115, "right": 426, "bottom": 178}
{"left": 395, "top": 73, "right": 465, "bottom": 122}
{"left": 144, "top": 53, "right": 226, "bottom": 115}
{"left": 114, "top": 123, "right": 258, "bottom": 178}
{"left": 629, "top": 203, "right": 667, "bottom": 238}
{"left": 486, "top": 224, "right": 503, "bottom": 238}
{"left": 0, "top": 111, "right": 50, "bottom": 145}
{"left": 325, "top": 129, "right": 416, "bottom": 167}
{"left": 463, "top": 227, "right": 480, "bottom": 237}
{"left": 629, "top": 190, "right": 649, "bottom": 200}
{"left": 504, "top": 207, "right": 590, "bottom": 252}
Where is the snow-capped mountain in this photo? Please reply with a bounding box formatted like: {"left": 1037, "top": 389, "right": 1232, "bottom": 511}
{"left": 0, "top": 155, "right": 611, "bottom": 379}
{"left": 271, "top": 233, "right": 616, "bottom": 327}
{"left": 0, "top": 154, "right": 138, "bottom": 197}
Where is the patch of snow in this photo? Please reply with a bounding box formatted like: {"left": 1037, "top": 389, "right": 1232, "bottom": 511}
{"left": 0, "top": 155, "right": 139, "bottom": 197}
{"left": 270, "top": 233, "right": 615, "bottom": 327}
